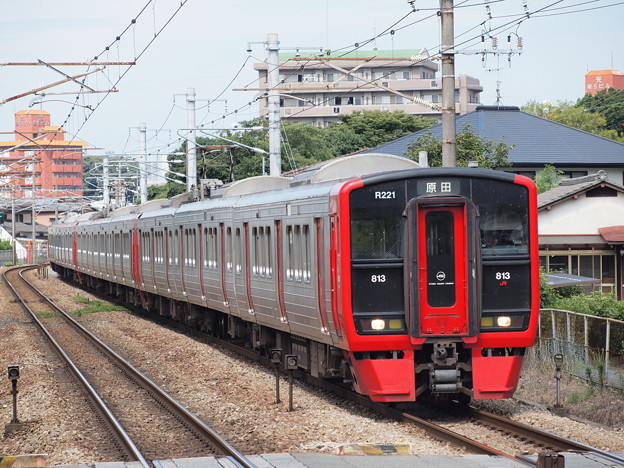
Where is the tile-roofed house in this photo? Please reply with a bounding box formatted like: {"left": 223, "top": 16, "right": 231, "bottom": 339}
{"left": 365, "top": 105, "right": 624, "bottom": 184}
{"left": 537, "top": 171, "right": 624, "bottom": 298}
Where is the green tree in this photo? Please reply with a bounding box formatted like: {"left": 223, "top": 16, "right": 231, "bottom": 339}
{"left": 403, "top": 124, "right": 513, "bottom": 169}
{"left": 338, "top": 110, "right": 435, "bottom": 149}
{"left": 534, "top": 164, "right": 562, "bottom": 194}
{"left": 143, "top": 112, "right": 433, "bottom": 201}
{"left": 522, "top": 99, "right": 623, "bottom": 142}
{"left": 577, "top": 88, "right": 624, "bottom": 136}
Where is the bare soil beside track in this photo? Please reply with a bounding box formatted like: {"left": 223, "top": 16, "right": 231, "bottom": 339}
{"left": 1, "top": 266, "right": 623, "bottom": 465}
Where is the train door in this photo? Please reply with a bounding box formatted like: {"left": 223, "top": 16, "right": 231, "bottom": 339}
{"left": 233, "top": 223, "right": 254, "bottom": 317}
{"left": 223, "top": 225, "right": 241, "bottom": 317}
{"left": 417, "top": 206, "right": 467, "bottom": 336}
{"left": 405, "top": 198, "right": 479, "bottom": 340}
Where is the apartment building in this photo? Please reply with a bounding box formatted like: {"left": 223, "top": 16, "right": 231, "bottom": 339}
{"left": 254, "top": 48, "right": 483, "bottom": 127}
{"left": 0, "top": 110, "right": 87, "bottom": 199}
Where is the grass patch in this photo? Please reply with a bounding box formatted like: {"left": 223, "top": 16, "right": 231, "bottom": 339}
{"left": 35, "top": 311, "right": 58, "bottom": 319}
{"left": 567, "top": 388, "right": 595, "bottom": 404}
{"left": 71, "top": 296, "right": 130, "bottom": 317}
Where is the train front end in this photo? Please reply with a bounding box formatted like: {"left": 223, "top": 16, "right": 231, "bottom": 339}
{"left": 333, "top": 168, "right": 539, "bottom": 402}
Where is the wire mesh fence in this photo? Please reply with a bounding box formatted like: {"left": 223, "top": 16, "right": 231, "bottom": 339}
{"left": 0, "top": 242, "right": 47, "bottom": 265}
{"left": 537, "top": 308, "right": 624, "bottom": 391}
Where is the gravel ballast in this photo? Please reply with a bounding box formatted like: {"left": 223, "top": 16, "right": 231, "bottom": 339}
{"left": 1, "top": 267, "right": 623, "bottom": 465}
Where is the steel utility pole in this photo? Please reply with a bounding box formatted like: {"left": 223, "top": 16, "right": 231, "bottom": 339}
{"left": 31, "top": 156, "right": 36, "bottom": 254}
{"left": 186, "top": 87, "right": 197, "bottom": 191}
{"left": 103, "top": 155, "right": 110, "bottom": 207}
{"left": 11, "top": 191, "right": 16, "bottom": 265}
{"left": 440, "top": 0, "right": 456, "bottom": 167}
{"left": 139, "top": 123, "right": 148, "bottom": 203}
{"left": 266, "top": 33, "right": 281, "bottom": 177}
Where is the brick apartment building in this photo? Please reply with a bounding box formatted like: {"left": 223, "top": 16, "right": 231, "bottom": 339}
{"left": 0, "top": 110, "right": 87, "bottom": 199}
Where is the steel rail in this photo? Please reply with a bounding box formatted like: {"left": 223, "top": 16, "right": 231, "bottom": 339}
{"left": 2, "top": 265, "right": 149, "bottom": 467}
{"left": 464, "top": 405, "right": 624, "bottom": 466}
{"left": 7, "top": 265, "right": 256, "bottom": 468}
{"left": 141, "top": 312, "right": 524, "bottom": 462}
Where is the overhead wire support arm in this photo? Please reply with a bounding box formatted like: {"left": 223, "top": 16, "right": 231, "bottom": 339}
{"left": 0, "top": 61, "right": 136, "bottom": 66}
{"left": 0, "top": 67, "right": 105, "bottom": 105}
{"left": 37, "top": 60, "right": 97, "bottom": 92}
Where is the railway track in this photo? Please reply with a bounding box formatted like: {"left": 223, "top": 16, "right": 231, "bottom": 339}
{"left": 3, "top": 265, "right": 254, "bottom": 468}
{"left": 32, "top": 267, "right": 624, "bottom": 467}
{"left": 140, "top": 306, "right": 624, "bottom": 467}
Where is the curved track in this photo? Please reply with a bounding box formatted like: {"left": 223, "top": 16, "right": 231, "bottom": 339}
{"left": 143, "top": 306, "right": 624, "bottom": 467}
{"left": 3, "top": 265, "right": 254, "bottom": 468}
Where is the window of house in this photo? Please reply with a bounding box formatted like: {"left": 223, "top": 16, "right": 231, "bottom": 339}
{"left": 541, "top": 250, "right": 617, "bottom": 294}
{"left": 586, "top": 186, "right": 618, "bottom": 197}
{"left": 560, "top": 171, "right": 588, "bottom": 179}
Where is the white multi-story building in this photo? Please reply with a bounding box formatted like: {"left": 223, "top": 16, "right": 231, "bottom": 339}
{"left": 254, "top": 48, "right": 483, "bottom": 127}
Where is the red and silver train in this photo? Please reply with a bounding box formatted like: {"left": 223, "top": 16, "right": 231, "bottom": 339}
{"left": 49, "top": 153, "right": 539, "bottom": 403}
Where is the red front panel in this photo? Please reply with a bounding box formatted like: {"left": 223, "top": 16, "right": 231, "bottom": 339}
{"left": 471, "top": 349, "right": 523, "bottom": 399}
{"left": 416, "top": 205, "right": 469, "bottom": 337}
{"left": 347, "top": 350, "right": 416, "bottom": 402}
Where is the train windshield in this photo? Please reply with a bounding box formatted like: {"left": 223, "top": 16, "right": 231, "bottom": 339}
{"left": 350, "top": 184, "right": 405, "bottom": 260}
{"left": 473, "top": 182, "right": 529, "bottom": 257}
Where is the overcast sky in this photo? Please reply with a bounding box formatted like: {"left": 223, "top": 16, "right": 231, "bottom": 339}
{"left": 0, "top": 0, "right": 621, "bottom": 159}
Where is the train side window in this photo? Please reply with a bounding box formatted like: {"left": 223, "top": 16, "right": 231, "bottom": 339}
{"left": 235, "top": 228, "right": 242, "bottom": 274}
{"left": 294, "top": 225, "right": 302, "bottom": 281}
{"left": 168, "top": 231, "right": 173, "bottom": 265}
{"left": 303, "top": 224, "right": 311, "bottom": 283}
{"left": 184, "top": 228, "right": 196, "bottom": 267}
{"left": 286, "top": 225, "right": 294, "bottom": 281}
{"left": 192, "top": 228, "right": 197, "bottom": 267}
{"left": 204, "top": 227, "right": 217, "bottom": 270}
{"left": 252, "top": 227, "right": 259, "bottom": 276}
{"left": 158, "top": 231, "right": 164, "bottom": 264}
{"left": 123, "top": 232, "right": 130, "bottom": 261}
{"left": 259, "top": 227, "right": 265, "bottom": 277}
{"left": 226, "top": 227, "right": 232, "bottom": 272}
{"left": 211, "top": 227, "right": 218, "bottom": 269}
{"left": 114, "top": 233, "right": 120, "bottom": 263}
{"left": 265, "top": 226, "right": 272, "bottom": 278}
{"left": 174, "top": 230, "right": 180, "bottom": 266}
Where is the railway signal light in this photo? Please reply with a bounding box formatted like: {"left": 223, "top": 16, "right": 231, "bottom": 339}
{"left": 8, "top": 365, "right": 19, "bottom": 381}
{"left": 285, "top": 355, "right": 298, "bottom": 412}
{"left": 285, "top": 355, "right": 298, "bottom": 370}
{"left": 270, "top": 349, "right": 282, "bottom": 364}
{"left": 7, "top": 365, "right": 20, "bottom": 425}
{"left": 270, "top": 349, "right": 282, "bottom": 404}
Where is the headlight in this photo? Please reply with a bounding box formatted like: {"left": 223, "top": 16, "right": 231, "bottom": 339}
{"left": 358, "top": 317, "right": 406, "bottom": 334}
{"left": 480, "top": 315, "right": 526, "bottom": 330}
{"left": 371, "top": 319, "right": 385, "bottom": 331}
{"left": 497, "top": 316, "right": 512, "bottom": 327}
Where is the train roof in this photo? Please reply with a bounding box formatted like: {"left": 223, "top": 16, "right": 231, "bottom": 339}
{"left": 53, "top": 153, "right": 423, "bottom": 227}
{"left": 289, "top": 153, "right": 420, "bottom": 186}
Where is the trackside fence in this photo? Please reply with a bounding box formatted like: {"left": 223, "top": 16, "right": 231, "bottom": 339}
{"left": 536, "top": 308, "right": 624, "bottom": 391}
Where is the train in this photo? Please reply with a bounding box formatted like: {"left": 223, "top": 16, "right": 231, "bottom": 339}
{"left": 48, "top": 153, "right": 539, "bottom": 403}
